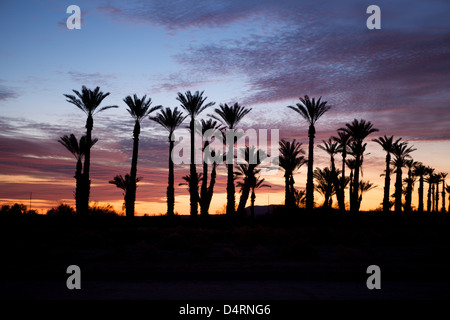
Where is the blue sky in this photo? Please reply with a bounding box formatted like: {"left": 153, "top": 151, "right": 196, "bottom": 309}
{"left": 1, "top": 0, "right": 449, "bottom": 214}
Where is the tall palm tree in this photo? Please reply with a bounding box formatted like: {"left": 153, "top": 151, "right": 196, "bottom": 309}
{"left": 391, "top": 141, "right": 416, "bottom": 212}
{"left": 210, "top": 103, "right": 252, "bottom": 215}
{"left": 64, "top": 86, "right": 117, "bottom": 215}
{"left": 404, "top": 159, "right": 418, "bottom": 212}
{"left": 235, "top": 147, "right": 267, "bottom": 215}
{"left": 150, "top": 107, "right": 187, "bottom": 216}
{"left": 413, "top": 163, "right": 427, "bottom": 212}
{"left": 333, "top": 130, "right": 350, "bottom": 205}
{"left": 373, "top": 135, "right": 402, "bottom": 213}
{"left": 197, "top": 119, "right": 221, "bottom": 216}
{"left": 279, "top": 139, "right": 306, "bottom": 210}
{"left": 123, "top": 94, "right": 161, "bottom": 218}
{"left": 176, "top": 91, "right": 215, "bottom": 217}
{"left": 339, "top": 119, "right": 378, "bottom": 213}
{"left": 425, "top": 167, "right": 435, "bottom": 212}
{"left": 109, "top": 174, "right": 141, "bottom": 213}
{"left": 318, "top": 138, "right": 345, "bottom": 211}
{"left": 287, "top": 95, "right": 331, "bottom": 211}
{"left": 58, "top": 134, "right": 98, "bottom": 214}
{"left": 441, "top": 172, "right": 448, "bottom": 213}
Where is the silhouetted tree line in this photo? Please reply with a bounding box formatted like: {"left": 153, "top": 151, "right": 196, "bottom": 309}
{"left": 55, "top": 86, "right": 448, "bottom": 218}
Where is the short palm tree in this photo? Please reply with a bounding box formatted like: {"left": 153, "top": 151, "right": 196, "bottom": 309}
{"left": 287, "top": 96, "right": 331, "bottom": 211}
{"left": 123, "top": 94, "right": 161, "bottom": 218}
{"left": 64, "top": 86, "right": 117, "bottom": 215}
{"left": 177, "top": 91, "right": 215, "bottom": 217}
{"left": 339, "top": 119, "right": 378, "bottom": 212}
{"left": 58, "top": 134, "right": 98, "bottom": 214}
{"left": 318, "top": 138, "right": 345, "bottom": 211}
{"left": 239, "top": 175, "right": 270, "bottom": 218}
{"left": 313, "top": 167, "right": 337, "bottom": 209}
{"left": 279, "top": 139, "right": 306, "bottom": 209}
{"left": 413, "top": 163, "right": 427, "bottom": 212}
{"left": 373, "top": 135, "right": 402, "bottom": 212}
{"left": 109, "top": 174, "right": 141, "bottom": 213}
{"left": 210, "top": 102, "right": 252, "bottom": 215}
{"left": 391, "top": 141, "right": 416, "bottom": 212}
{"left": 150, "top": 107, "right": 187, "bottom": 216}
{"left": 197, "top": 119, "right": 222, "bottom": 216}
{"left": 235, "top": 147, "right": 267, "bottom": 215}
{"left": 358, "top": 180, "right": 376, "bottom": 209}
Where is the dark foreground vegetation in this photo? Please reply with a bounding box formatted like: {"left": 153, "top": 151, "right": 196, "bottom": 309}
{"left": 1, "top": 208, "right": 449, "bottom": 300}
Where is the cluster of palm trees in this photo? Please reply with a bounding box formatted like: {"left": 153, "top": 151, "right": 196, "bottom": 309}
{"left": 59, "top": 86, "right": 448, "bottom": 217}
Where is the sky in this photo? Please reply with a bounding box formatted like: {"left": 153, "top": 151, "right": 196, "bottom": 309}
{"left": 1, "top": 0, "right": 449, "bottom": 215}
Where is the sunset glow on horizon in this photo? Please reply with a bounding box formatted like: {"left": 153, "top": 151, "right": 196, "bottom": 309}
{"left": 1, "top": 0, "right": 449, "bottom": 215}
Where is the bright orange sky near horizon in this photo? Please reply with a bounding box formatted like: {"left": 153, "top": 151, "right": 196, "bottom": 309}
{"left": 1, "top": 0, "right": 450, "bottom": 215}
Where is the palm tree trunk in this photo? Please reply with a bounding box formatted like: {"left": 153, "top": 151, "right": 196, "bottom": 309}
{"left": 75, "top": 158, "right": 82, "bottom": 214}
{"left": 436, "top": 182, "right": 440, "bottom": 212}
{"left": 349, "top": 169, "right": 353, "bottom": 210}
{"left": 284, "top": 173, "right": 290, "bottom": 208}
{"left": 418, "top": 176, "right": 424, "bottom": 212}
{"left": 250, "top": 189, "right": 256, "bottom": 218}
{"left": 394, "top": 165, "right": 403, "bottom": 212}
{"left": 82, "top": 113, "right": 93, "bottom": 216}
{"left": 226, "top": 163, "right": 235, "bottom": 215}
{"left": 427, "top": 182, "right": 431, "bottom": 212}
{"left": 205, "top": 162, "right": 217, "bottom": 214}
{"left": 432, "top": 183, "right": 436, "bottom": 212}
{"left": 351, "top": 154, "right": 361, "bottom": 213}
{"left": 442, "top": 182, "right": 446, "bottom": 213}
{"left": 127, "top": 121, "right": 140, "bottom": 219}
{"left": 306, "top": 125, "right": 315, "bottom": 211}
{"left": 189, "top": 118, "right": 198, "bottom": 217}
{"left": 405, "top": 180, "right": 413, "bottom": 213}
{"left": 382, "top": 153, "right": 391, "bottom": 212}
{"left": 200, "top": 160, "right": 208, "bottom": 216}
{"left": 167, "top": 139, "right": 175, "bottom": 216}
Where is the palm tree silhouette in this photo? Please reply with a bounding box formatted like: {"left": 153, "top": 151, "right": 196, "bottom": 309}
{"left": 177, "top": 91, "right": 215, "bottom": 217}
{"left": 333, "top": 130, "right": 350, "bottom": 208}
{"left": 235, "top": 146, "right": 267, "bottom": 215}
{"left": 237, "top": 175, "right": 270, "bottom": 218}
{"left": 123, "top": 94, "right": 161, "bottom": 218}
{"left": 210, "top": 103, "right": 252, "bottom": 215}
{"left": 150, "top": 107, "right": 187, "bottom": 216}
{"left": 58, "top": 134, "right": 98, "bottom": 214}
{"left": 197, "top": 119, "right": 222, "bottom": 216}
{"left": 279, "top": 139, "right": 306, "bottom": 210}
{"left": 373, "top": 135, "right": 402, "bottom": 213}
{"left": 339, "top": 119, "right": 378, "bottom": 213}
{"left": 413, "top": 163, "right": 427, "bottom": 212}
{"left": 318, "top": 138, "right": 345, "bottom": 211}
{"left": 287, "top": 96, "right": 331, "bottom": 212}
{"left": 109, "top": 174, "right": 141, "bottom": 213}
{"left": 441, "top": 172, "right": 448, "bottom": 213}
{"left": 403, "top": 159, "right": 418, "bottom": 212}
{"left": 313, "top": 167, "right": 337, "bottom": 208}
{"left": 425, "top": 166, "right": 435, "bottom": 212}
{"left": 64, "top": 86, "right": 117, "bottom": 215}
{"left": 391, "top": 141, "right": 416, "bottom": 212}
{"left": 358, "top": 180, "right": 376, "bottom": 209}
